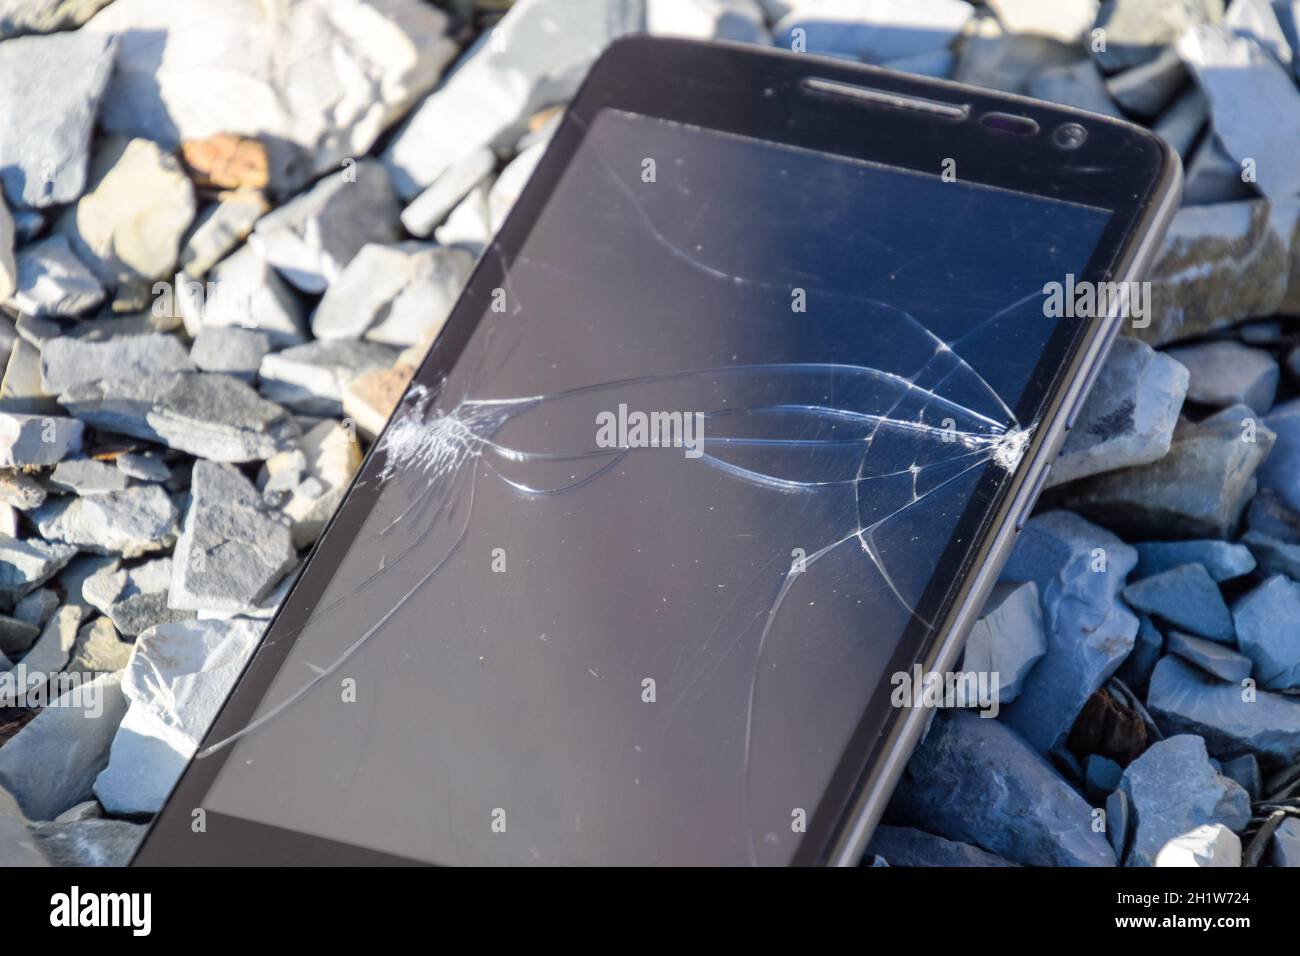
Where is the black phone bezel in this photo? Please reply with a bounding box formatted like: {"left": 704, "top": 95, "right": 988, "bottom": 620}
{"left": 133, "top": 35, "right": 1178, "bottom": 867}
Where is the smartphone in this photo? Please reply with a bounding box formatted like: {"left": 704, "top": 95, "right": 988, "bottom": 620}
{"left": 134, "top": 35, "right": 1180, "bottom": 866}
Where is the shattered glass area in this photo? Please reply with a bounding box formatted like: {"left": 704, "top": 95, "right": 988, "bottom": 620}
{"left": 201, "top": 110, "right": 1112, "bottom": 864}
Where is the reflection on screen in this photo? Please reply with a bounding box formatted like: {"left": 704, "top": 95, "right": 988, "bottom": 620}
{"left": 202, "top": 110, "right": 1111, "bottom": 865}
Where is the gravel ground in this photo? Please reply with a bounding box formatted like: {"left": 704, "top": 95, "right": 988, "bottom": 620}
{"left": 0, "top": 0, "right": 1298, "bottom": 868}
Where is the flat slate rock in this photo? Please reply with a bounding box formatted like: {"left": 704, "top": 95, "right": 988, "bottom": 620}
{"left": 83, "top": 555, "right": 192, "bottom": 637}
{"left": 1092, "top": 0, "right": 1225, "bottom": 73}
{"left": 188, "top": 326, "right": 270, "bottom": 381}
{"left": 1232, "top": 574, "right": 1300, "bottom": 690}
{"left": 1241, "top": 529, "right": 1300, "bottom": 579}
{"left": 46, "top": 458, "right": 132, "bottom": 495}
{"left": 29, "top": 818, "right": 145, "bottom": 867}
{"left": 65, "top": 615, "right": 131, "bottom": 674}
{"left": 0, "top": 410, "right": 83, "bottom": 467}
{"left": 1167, "top": 631, "right": 1254, "bottom": 682}
{"left": 1163, "top": 340, "right": 1278, "bottom": 413}
{"left": 186, "top": 244, "right": 307, "bottom": 346}
{"left": 958, "top": 579, "right": 1046, "bottom": 707}
{"left": 1258, "top": 397, "right": 1300, "bottom": 514}
{"left": 866, "top": 824, "right": 1017, "bottom": 867}
{"left": 7, "top": 235, "right": 105, "bottom": 318}
{"left": 1133, "top": 539, "right": 1255, "bottom": 582}
{"left": 1121, "top": 563, "right": 1235, "bottom": 642}
{"left": 0, "top": 536, "right": 77, "bottom": 604}
{"left": 40, "top": 331, "right": 195, "bottom": 394}
{"left": 58, "top": 371, "right": 299, "bottom": 463}
{"left": 259, "top": 340, "right": 400, "bottom": 416}
{"left": 31, "top": 483, "right": 178, "bottom": 558}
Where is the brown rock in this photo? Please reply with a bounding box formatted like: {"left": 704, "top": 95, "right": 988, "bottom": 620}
{"left": 342, "top": 362, "right": 415, "bottom": 438}
{"left": 182, "top": 133, "right": 270, "bottom": 192}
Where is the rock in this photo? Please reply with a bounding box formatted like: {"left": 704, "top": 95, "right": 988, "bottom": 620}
{"left": 46, "top": 459, "right": 130, "bottom": 497}
{"left": 1148, "top": 655, "right": 1300, "bottom": 765}
{"left": 1183, "top": 132, "right": 1255, "bottom": 205}
{"left": 262, "top": 420, "right": 361, "bottom": 548}
{"left": 1178, "top": 24, "right": 1300, "bottom": 199}
{"left": 1168, "top": 631, "right": 1254, "bottom": 682}
{"left": 15, "top": 604, "right": 84, "bottom": 678}
{"left": 1154, "top": 822, "right": 1242, "bottom": 866}
{"left": 114, "top": 452, "right": 170, "bottom": 483}
{"left": 0, "top": 672, "right": 127, "bottom": 820}
{"left": 1226, "top": 0, "right": 1292, "bottom": 63}
{"left": 0, "top": 195, "right": 13, "bottom": 302}
{"left": 53, "top": 799, "right": 101, "bottom": 823}
{"left": 1117, "top": 613, "right": 1165, "bottom": 690}
{"left": 1122, "top": 564, "right": 1234, "bottom": 642}
{"left": 646, "top": 0, "right": 768, "bottom": 42}
{"left": 0, "top": 411, "right": 83, "bottom": 468}
{"left": 773, "top": 0, "right": 973, "bottom": 61}
{"left": 888, "top": 711, "right": 1115, "bottom": 866}
{"left": 259, "top": 340, "right": 400, "bottom": 417}
{"left": 1106, "top": 47, "right": 1188, "bottom": 119}
{"left": 1232, "top": 575, "right": 1300, "bottom": 690}
{"left": 41, "top": 332, "right": 195, "bottom": 396}
{"left": 12, "top": 586, "right": 58, "bottom": 628}
{"left": 83, "top": 556, "right": 191, "bottom": 637}
{"left": 385, "top": 0, "right": 642, "bottom": 198}
{"left": 1152, "top": 86, "right": 1209, "bottom": 158}
{"left": 31, "top": 484, "right": 178, "bottom": 558}
{"left": 954, "top": 21, "right": 1084, "bottom": 94}
{"left": 1092, "top": 0, "right": 1225, "bottom": 73}
{"left": 0, "top": 536, "right": 77, "bottom": 604}
{"left": 0, "top": 338, "right": 56, "bottom": 414}
{"left": 29, "top": 818, "right": 144, "bottom": 867}
{"left": 178, "top": 190, "right": 269, "bottom": 278}
{"left": 488, "top": 140, "right": 550, "bottom": 234}
{"left": 998, "top": 512, "right": 1139, "bottom": 753}
{"left": 434, "top": 178, "right": 493, "bottom": 252}
{"left": 866, "top": 825, "right": 1017, "bottom": 866}
{"left": 1163, "top": 340, "right": 1278, "bottom": 413}
{"left": 250, "top": 160, "right": 401, "bottom": 294}
{"left": 1059, "top": 404, "right": 1275, "bottom": 538}
{"left": 0, "top": 29, "right": 116, "bottom": 208}
{"left": 1241, "top": 529, "right": 1300, "bottom": 580}
{"left": 189, "top": 326, "right": 271, "bottom": 381}
{"left": 1029, "top": 59, "right": 1123, "bottom": 116}
{"left": 1120, "top": 735, "right": 1249, "bottom": 866}
{"left": 0, "top": 614, "right": 38, "bottom": 657}
{"left": 1269, "top": 818, "right": 1300, "bottom": 866}
{"left": 181, "top": 133, "right": 269, "bottom": 192}
{"left": 183, "top": 246, "right": 307, "bottom": 345}
{"left": 1133, "top": 539, "right": 1255, "bottom": 582}
{"left": 1084, "top": 753, "right": 1123, "bottom": 801}
{"left": 311, "top": 242, "right": 474, "bottom": 347}
{"left": 54, "top": 137, "right": 196, "bottom": 308}
{"left": 0, "top": 0, "right": 116, "bottom": 38}
{"left": 987, "top": 0, "right": 1098, "bottom": 43}
{"left": 0, "top": 470, "right": 47, "bottom": 510}
{"left": 1220, "top": 752, "right": 1261, "bottom": 800}
{"left": 957, "top": 580, "right": 1046, "bottom": 707}
{"left": 399, "top": 147, "right": 497, "bottom": 238}
{"left": 59, "top": 371, "right": 299, "bottom": 464}
{"left": 6, "top": 235, "right": 105, "bottom": 317}
{"left": 1106, "top": 787, "right": 1131, "bottom": 858}
{"left": 66, "top": 615, "right": 131, "bottom": 674}
{"left": 94, "top": 617, "right": 263, "bottom": 815}
{"left": 84, "top": 0, "right": 456, "bottom": 194}
{"left": 0, "top": 816, "right": 46, "bottom": 867}
{"left": 169, "top": 461, "right": 295, "bottom": 613}
{"left": 1046, "top": 337, "right": 1188, "bottom": 487}
{"left": 1139, "top": 201, "right": 1292, "bottom": 346}
{"left": 1258, "top": 398, "right": 1300, "bottom": 514}
{"left": 342, "top": 361, "right": 416, "bottom": 437}
{"left": 1246, "top": 488, "right": 1300, "bottom": 542}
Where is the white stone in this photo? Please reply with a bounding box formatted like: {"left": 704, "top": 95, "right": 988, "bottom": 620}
{"left": 7, "top": 235, "right": 105, "bottom": 318}
{"left": 400, "top": 146, "right": 497, "bottom": 238}
{"left": 987, "top": 0, "right": 1098, "bottom": 43}
{"left": 646, "top": 0, "right": 769, "bottom": 43}
{"left": 1155, "top": 823, "right": 1242, "bottom": 866}
{"left": 185, "top": 247, "right": 307, "bottom": 346}
{"left": 0, "top": 411, "right": 83, "bottom": 467}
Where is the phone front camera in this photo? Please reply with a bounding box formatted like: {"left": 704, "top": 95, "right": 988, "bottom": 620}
{"left": 1053, "top": 123, "right": 1088, "bottom": 149}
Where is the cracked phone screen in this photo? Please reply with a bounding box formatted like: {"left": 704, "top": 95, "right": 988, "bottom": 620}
{"left": 200, "top": 109, "right": 1112, "bottom": 865}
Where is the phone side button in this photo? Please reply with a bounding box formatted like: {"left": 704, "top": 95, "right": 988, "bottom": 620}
{"left": 1015, "top": 463, "right": 1052, "bottom": 532}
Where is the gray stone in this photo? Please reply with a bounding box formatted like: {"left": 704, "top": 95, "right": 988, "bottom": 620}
{"left": 261, "top": 419, "right": 362, "bottom": 548}
{"left": 312, "top": 242, "right": 474, "bottom": 347}
{"left": 1029, "top": 59, "right": 1123, "bottom": 116}
{"left": 83, "top": 555, "right": 191, "bottom": 637}
{"left": 1059, "top": 404, "right": 1275, "bottom": 539}
{"left": 1164, "top": 340, "right": 1278, "bottom": 413}
{"left": 1246, "top": 488, "right": 1300, "bottom": 542}
{"left": 1117, "top": 613, "right": 1165, "bottom": 690}
{"left": 1093, "top": 0, "right": 1225, "bottom": 73}
{"left": 0, "top": 672, "right": 127, "bottom": 820}
{"left": 1269, "top": 817, "right": 1300, "bottom": 866}
{"left": 1154, "top": 822, "right": 1242, "bottom": 866}
{"left": 84, "top": 0, "right": 455, "bottom": 194}
{"left": 47, "top": 458, "right": 132, "bottom": 496}
{"left": 250, "top": 161, "right": 401, "bottom": 294}
{"left": 0, "top": 194, "right": 13, "bottom": 302}
{"left": 40, "top": 331, "right": 194, "bottom": 395}
{"left": 259, "top": 340, "right": 400, "bottom": 417}
{"left": 1220, "top": 752, "right": 1261, "bottom": 800}
{"left": 773, "top": 0, "right": 973, "bottom": 61}
{"left": 54, "top": 136, "right": 196, "bottom": 307}
{"left": 385, "top": 0, "right": 642, "bottom": 199}
{"left": 1133, "top": 539, "right": 1255, "bottom": 582}
{"left": 1047, "top": 337, "right": 1188, "bottom": 487}
{"left": 66, "top": 615, "right": 131, "bottom": 674}
{"left": 0, "top": 816, "right": 46, "bottom": 867}
{"left": 32, "top": 484, "right": 178, "bottom": 558}
{"left": 1153, "top": 86, "right": 1209, "bottom": 158}
{"left": 998, "top": 511, "right": 1139, "bottom": 753}
{"left": 954, "top": 25, "right": 1083, "bottom": 94}
{"left": 888, "top": 711, "right": 1115, "bottom": 866}
{"left": 1168, "top": 630, "right": 1254, "bottom": 682}
{"left": 95, "top": 617, "right": 263, "bottom": 815}
{"left": 12, "top": 586, "right": 58, "bottom": 628}
{"left": 0, "top": 614, "right": 38, "bottom": 656}
{"left": 957, "top": 579, "right": 1046, "bottom": 707}
{"left": 18, "top": 604, "right": 85, "bottom": 678}
{"left": 59, "top": 371, "right": 299, "bottom": 464}
{"left": 53, "top": 799, "right": 101, "bottom": 823}
{"left": 1148, "top": 655, "right": 1300, "bottom": 765}
{"left": 6, "top": 235, "right": 105, "bottom": 317}
{"left": 1106, "top": 46, "right": 1188, "bottom": 119}
{"left": 184, "top": 246, "right": 308, "bottom": 346}
{"left": 1227, "top": 0, "right": 1292, "bottom": 63}
{"left": 0, "top": 410, "right": 83, "bottom": 467}
{"left": 0, "top": 470, "right": 47, "bottom": 509}
{"left": 29, "top": 818, "right": 144, "bottom": 867}
{"left": 169, "top": 461, "right": 296, "bottom": 613}
{"left": 1241, "top": 529, "right": 1300, "bottom": 579}
{"left": 1119, "top": 734, "right": 1249, "bottom": 866}
{"left": 1085, "top": 753, "right": 1123, "bottom": 801}
{"left": 1139, "top": 201, "right": 1292, "bottom": 346}
{"left": 1106, "top": 787, "right": 1131, "bottom": 859}
{"left": 0, "top": 0, "right": 116, "bottom": 39}
{"left": 0, "top": 29, "right": 116, "bottom": 208}
{"left": 1183, "top": 132, "right": 1256, "bottom": 205}
{"left": 0, "top": 536, "right": 76, "bottom": 604}
{"left": 434, "top": 177, "right": 493, "bottom": 253}
{"left": 866, "top": 825, "right": 1017, "bottom": 866}
{"left": 399, "top": 147, "right": 496, "bottom": 238}
{"left": 178, "top": 190, "right": 268, "bottom": 278}
{"left": 1239, "top": 317, "right": 1285, "bottom": 344}
{"left": 189, "top": 326, "right": 270, "bottom": 381}
{"left": 114, "top": 452, "right": 170, "bottom": 483}
{"left": 1122, "top": 564, "right": 1234, "bottom": 642}
{"left": 1258, "top": 397, "right": 1300, "bottom": 513}
{"left": 1178, "top": 24, "right": 1300, "bottom": 199}
{"left": 1232, "top": 574, "right": 1300, "bottom": 690}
